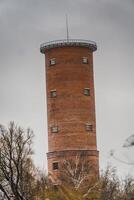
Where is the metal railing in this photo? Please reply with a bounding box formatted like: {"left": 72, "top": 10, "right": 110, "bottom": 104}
{"left": 40, "top": 39, "right": 97, "bottom": 52}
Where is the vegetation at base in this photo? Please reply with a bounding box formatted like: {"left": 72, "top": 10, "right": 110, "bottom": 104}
{"left": 0, "top": 122, "right": 134, "bottom": 200}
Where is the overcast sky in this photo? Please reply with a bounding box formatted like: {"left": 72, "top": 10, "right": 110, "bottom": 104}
{"left": 0, "top": 0, "right": 134, "bottom": 177}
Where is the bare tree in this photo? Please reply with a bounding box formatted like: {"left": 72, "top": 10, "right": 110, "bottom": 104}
{"left": 0, "top": 122, "right": 35, "bottom": 200}
{"left": 98, "top": 167, "right": 120, "bottom": 200}
{"left": 122, "top": 176, "right": 134, "bottom": 200}
{"left": 59, "top": 154, "right": 96, "bottom": 191}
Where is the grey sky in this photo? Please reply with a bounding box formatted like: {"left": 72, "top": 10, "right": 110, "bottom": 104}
{"left": 0, "top": 0, "right": 134, "bottom": 177}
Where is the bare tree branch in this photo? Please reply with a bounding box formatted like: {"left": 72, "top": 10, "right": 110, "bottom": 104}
{"left": 0, "top": 122, "right": 35, "bottom": 200}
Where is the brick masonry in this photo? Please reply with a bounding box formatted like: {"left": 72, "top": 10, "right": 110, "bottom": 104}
{"left": 42, "top": 45, "right": 99, "bottom": 178}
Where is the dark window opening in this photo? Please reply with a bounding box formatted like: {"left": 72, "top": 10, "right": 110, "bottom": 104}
{"left": 53, "top": 162, "right": 59, "bottom": 170}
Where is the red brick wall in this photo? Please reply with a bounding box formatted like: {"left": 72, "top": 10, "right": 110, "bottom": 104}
{"left": 44, "top": 46, "right": 99, "bottom": 177}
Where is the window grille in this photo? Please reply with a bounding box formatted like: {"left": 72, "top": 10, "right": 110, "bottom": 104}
{"left": 51, "top": 126, "right": 59, "bottom": 133}
{"left": 82, "top": 57, "right": 88, "bottom": 64}
{"left": 84, "top": 88, "right": 90, "bottom": 96}
{"left": 50, "top": 58, "right": 56, "bottom": 65}
{"left": 86, "top": 124, "right": 93, "bottom": 132}
{"left": 50, "top": 89, "right": 57, "bottom": 97}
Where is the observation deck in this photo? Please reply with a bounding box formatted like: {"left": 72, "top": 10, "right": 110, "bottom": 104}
{"left": 40, "top": 39, "right": 97, "bottom": 53}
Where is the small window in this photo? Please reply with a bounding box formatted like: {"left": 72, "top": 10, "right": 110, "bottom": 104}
{"left": 86, "top": 124, "right": 93, "bottom": 132}
{"left": 82, "top": 57, "right": 88, "bottom": 64}
{"left": 50, "top": 90, "right": 57, "bottom": 97}
{"left": 51, "top": 126, "right": 59, "bottom": 133}
{"left": 50, "top": 58, "right": 56, "bottom": 65}
{"left": 84, "top": 88, "right": 90, "bottom": 96}
{"left": 53, "top": 162, "right": 59, "bottom": 170}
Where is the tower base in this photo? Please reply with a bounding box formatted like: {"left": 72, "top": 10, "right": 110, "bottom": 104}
{"left": 47, "top": 150, "right": 99, "bottom": 182}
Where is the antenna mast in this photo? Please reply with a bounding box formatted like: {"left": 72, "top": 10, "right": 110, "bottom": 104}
{"left": 66, "top": 14, "right": 69, "bottom": 42}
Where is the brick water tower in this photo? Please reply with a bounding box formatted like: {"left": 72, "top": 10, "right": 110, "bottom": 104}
{"left": 40, "top": 39, "right": 99, "bottom": 178}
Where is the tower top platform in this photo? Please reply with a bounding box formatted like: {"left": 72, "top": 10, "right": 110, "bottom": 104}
{"left": 40, "top": 39, "right": 97, "bottom": 53}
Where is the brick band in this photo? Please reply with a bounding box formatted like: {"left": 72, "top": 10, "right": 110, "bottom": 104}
{"left": 47, "top": 150, "right": 99, "bottom": 159}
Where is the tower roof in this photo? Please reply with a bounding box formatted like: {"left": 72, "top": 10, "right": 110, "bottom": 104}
{"left": 40, "top": 39, "right": 97, "bottom": 53}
